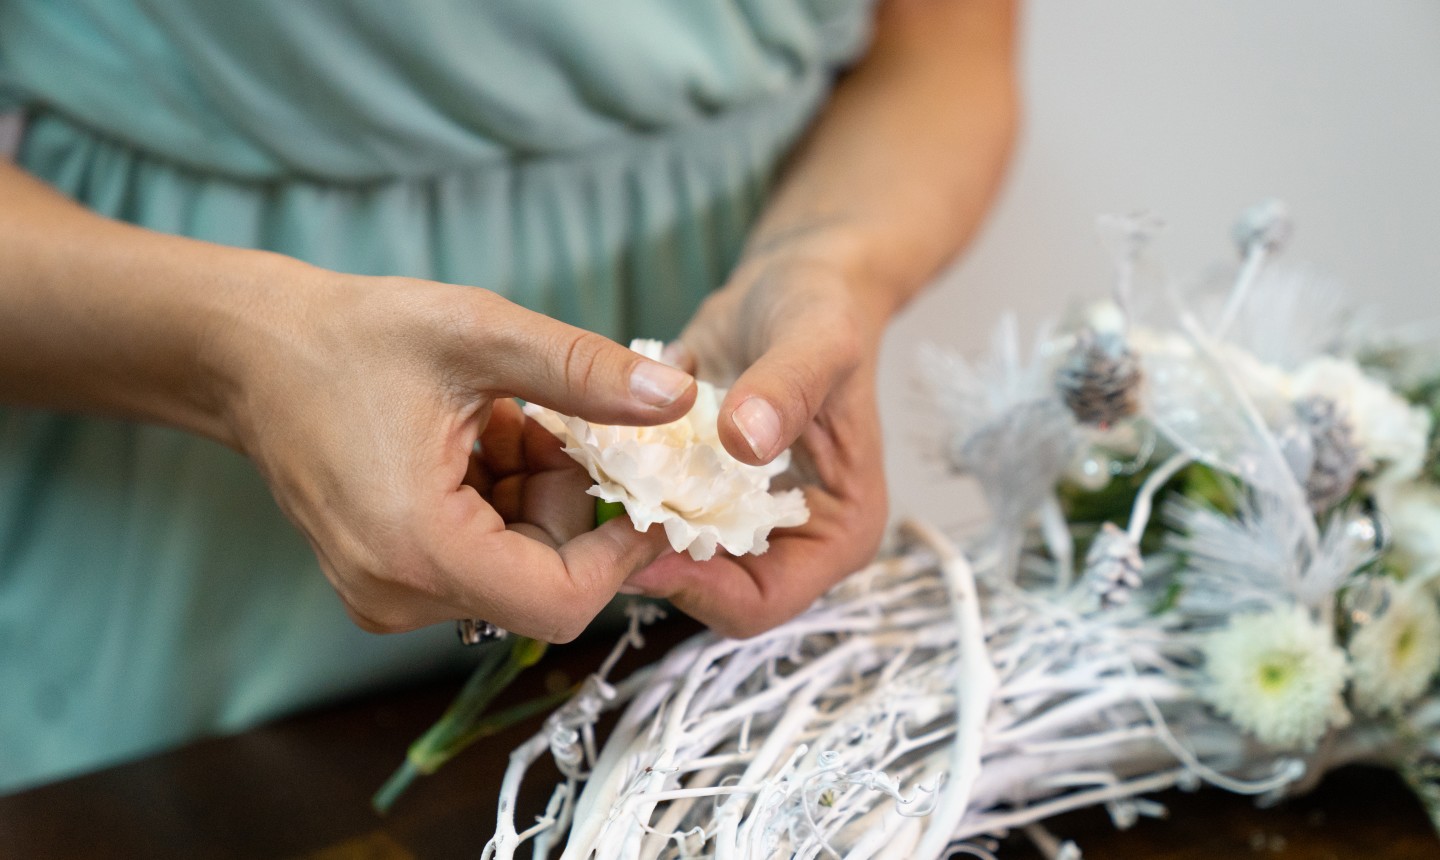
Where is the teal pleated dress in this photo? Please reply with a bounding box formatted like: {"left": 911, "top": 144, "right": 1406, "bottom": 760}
{"left": 0, "top": 0, "right": 872, "bottom": 792}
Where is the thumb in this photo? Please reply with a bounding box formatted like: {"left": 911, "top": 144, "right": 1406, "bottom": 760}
{"left": 481, "top": 299, "right": 696, "bottom": 425}
{"left": 715, "top": 327, "right": 860, "bottom": 465}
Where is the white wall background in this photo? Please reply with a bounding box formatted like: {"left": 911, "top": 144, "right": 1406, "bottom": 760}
{"left": 878, "top": 0, "right": 1440, "bottom": 526}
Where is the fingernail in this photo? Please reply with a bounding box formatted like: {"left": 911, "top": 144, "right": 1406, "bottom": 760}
{"left": 733, "top": 397, "right": 781, "bottom": 460}
{"left": 617, "top": 583, "right": 647, "bottom": 596}
{"left": 630, "top": 360, "right": 693, "bottom": 407}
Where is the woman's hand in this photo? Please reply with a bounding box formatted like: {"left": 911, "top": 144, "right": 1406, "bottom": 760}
{"left": 618, "top": 0, "right": 1020, "bottom": 637}
{"left": 225, "top": 272, "right": 699, "bottom": 642}
{"left": 0, "top": 158, "right": 699, "bottom": 644}
{"left": 621, "top": 248, "right": 889, "bottom": 638}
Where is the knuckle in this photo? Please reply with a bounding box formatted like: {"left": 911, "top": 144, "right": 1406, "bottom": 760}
{"left": 325, "top": 535, "right": 439, "bottom": 636}
{"left": 793, "top": 374, "right": 823, "bottom": 422}
{"left": 774, "top": 369, "right": 823, "bottom": 429}
{"left": 560, "top": 330, "right": 612, "bottom": 395}
{"left": 813, "top": 312, "right": 865, "bottom": 376}
{"left": 828, "top": 325, "right": 864, "bottom": 373}
{"left": 445, "top": 288, "right": 493, "bottom": 340}
{"left": 539, "top": 607, "right": 592, "bottom": 645}
{"left": 342, "top": 598, "right": 415, "bottom": 635}
{"left": 538, "top": 564, "right": 616, "bottom": 644}
{"left": 763, "top": 344, "right": 859, "bottom": 430}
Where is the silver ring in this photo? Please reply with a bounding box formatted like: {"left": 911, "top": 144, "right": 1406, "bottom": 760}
{"left": 456, "top": 618, "right": 508, "bottom": 646}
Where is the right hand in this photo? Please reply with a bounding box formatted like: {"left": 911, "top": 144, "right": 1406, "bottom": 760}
{"left": 218, "top": 270, "right": 697, "bottom": 643}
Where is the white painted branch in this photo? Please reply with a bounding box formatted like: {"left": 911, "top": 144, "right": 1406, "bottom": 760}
{"left": 1127, "top": 452, "right": 1193, "bottom": 542}
{"left": 902, "top": 519, "right": 1000, "bottom": 859}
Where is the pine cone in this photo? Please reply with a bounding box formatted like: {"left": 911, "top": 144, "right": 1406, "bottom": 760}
{"left": 1083, "top": 523, "right": 1144, "bottom": 610}
{"left": 1295, "top": 396, "right": 1361, "bottom": 512}
{"left": 1055, "top": 330, "right": 1143, "bottom": 427}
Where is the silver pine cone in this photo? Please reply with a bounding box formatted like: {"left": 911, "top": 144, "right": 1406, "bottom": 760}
{"left": 1295, "top": 396, "right": 1361, "bottom": 512}
{"left": 1055, "top": 329, "right": 1143, "bottom": 427}
{"left": 1083, "top": 523, "right": 1143, "bottom": 610}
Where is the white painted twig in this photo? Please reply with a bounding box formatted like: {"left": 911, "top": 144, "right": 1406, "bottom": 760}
{"left": 1127, "top": 452, "right": 1193, "bottom": 542}
{"left": 1040, "top": 495, "right": 1076, "bottom": 588}
{"left": 1213, "top": 243, "right": 1268, "bottom": 341}
{"left": 954, "top": 769, "right": 1190, "bottom": 841}
{"left": 902, "top": 519, "right": 999, "bottom": 858}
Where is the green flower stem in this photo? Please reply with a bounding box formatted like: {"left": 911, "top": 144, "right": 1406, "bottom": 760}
{"left": 372, "top": 635, "right": 548, "bottom": 813}
{"left": 595, "top": 498, "right": 627, "bottom": 525}
{"left": 373, "top": 499, "right": 628, "bottom": 813}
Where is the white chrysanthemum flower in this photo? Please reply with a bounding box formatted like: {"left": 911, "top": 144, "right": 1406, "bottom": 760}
{"left": 524, "top": 340, "right": 809, "bottom": 561}
{"left": 1348, "top": 585, "right": 1440, "bottom": 716}
{"left": 1202, "top": 606, "right": 1350, "bottom": 749}
{"left": 1291, "top": 357, "right": 1432, "bottom": 485}
{"left": 1378, "top": 482, "right": 1440, "bottom": 581}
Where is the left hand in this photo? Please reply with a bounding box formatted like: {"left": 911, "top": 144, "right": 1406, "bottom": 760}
{"left": 622, "top": 249, "right": 891, "bottom": 638}
{"left": 613, "top": 0, "right": 1021, "bottom": 637}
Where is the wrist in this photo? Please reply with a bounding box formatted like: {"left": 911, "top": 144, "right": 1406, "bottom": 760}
{"left": 732, "top": 221, "right": 903, "bottom": 342}
{"left": 204, "top": 251, "right": 339, "bottom": 455}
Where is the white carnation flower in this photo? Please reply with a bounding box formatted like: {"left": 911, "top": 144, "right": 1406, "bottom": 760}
{"left": 1348, "top": 584, "right": 1440, "bottom": 716}
{"left": 1377, "top": 482, "right": 1440, "bottom": 581}
{"left": 1201, "top": 606, "right": 1350, "bottom": 749}
{"left": 1291, "top": 357, "right": 1432, "bottom": 485}
{"left": 523, "top": 340, "right": 809, "bottom": 561}
{"left": 1131, "top": 334, "right": 1431, "bottom": 488}
{"left": 1218, "top": 342, "right": 1296, "bottom": 418}
{"left": 1129, "top": 327, "right": 1294, "bottom": 429}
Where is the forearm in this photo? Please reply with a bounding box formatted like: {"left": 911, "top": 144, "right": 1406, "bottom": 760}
{"left": 744, "top": 0, "right": 1020, "bottom": 320}
{"left": 0, "top": 161, "right": 307, "bottom": 447}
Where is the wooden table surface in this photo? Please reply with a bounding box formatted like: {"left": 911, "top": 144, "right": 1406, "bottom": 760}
{"left": 2, "top": 616, "right": 1437, "bottom": 860}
